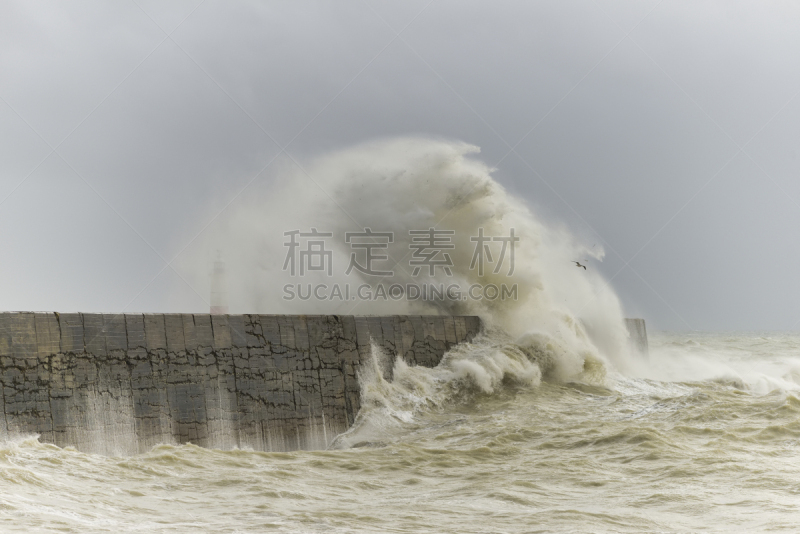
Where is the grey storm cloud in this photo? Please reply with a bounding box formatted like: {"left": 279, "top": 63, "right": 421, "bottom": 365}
{"left": 1, "top": 0, "right": 799, "bottom": 330}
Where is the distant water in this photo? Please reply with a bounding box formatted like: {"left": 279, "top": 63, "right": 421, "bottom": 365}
{"left": 2, "top": 331, "right": 800, "bottom": 533}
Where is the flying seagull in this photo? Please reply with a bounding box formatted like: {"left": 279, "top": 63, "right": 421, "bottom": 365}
{"left": 573, "top": 261, "right": 587, "bottom": 270}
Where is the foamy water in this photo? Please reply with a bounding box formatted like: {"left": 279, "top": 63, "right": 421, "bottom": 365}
{"left": 3, "top": 331, "right": 800, "bottom": 533}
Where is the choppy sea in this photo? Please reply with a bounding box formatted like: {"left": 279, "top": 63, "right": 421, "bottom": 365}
{"left": 2, "top": 331, "right": 800, "bottom": 533}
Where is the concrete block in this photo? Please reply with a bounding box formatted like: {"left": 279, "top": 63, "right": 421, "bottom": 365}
{"left": 228, "top": 315, "right": 246, "bottom": 348}
{"left": 144, "top": 314, "right": 167, "bottom": 351}
{"left": 181, "top": 315, "right": 198, "bottom": 350}
{"left": 34, "top": 313, "right": 60, "bottom": 357}
{"left": 11, "top": 313, "right": 37, "bottom": 360}
{"left": 193, "top": 314, "right": 214, "bottom": 347}
{"left": 211, "top": 315, "right": 231, "bottom": 349}
{"left": 82, "top": 313, "right": 106, "bottom": 357}
{"left": 125, "top": 315, "right": 146, "bottom": 350}
{"left": 164, "top": 315, "right": 186, "bottom": 354}
{"left": 104, "top": 314, "right": 128, "bottom": 352}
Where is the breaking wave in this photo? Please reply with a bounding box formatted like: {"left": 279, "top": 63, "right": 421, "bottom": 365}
{"left": 333, "top": 330, "right": 610, "bottom": 448}
{"left": 183, "top": 137, "right": 633, "bottom": 387}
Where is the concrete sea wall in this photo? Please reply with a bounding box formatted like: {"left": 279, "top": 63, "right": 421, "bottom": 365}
{"left": 0, "top": 313, "right": 481, "bottom": 455}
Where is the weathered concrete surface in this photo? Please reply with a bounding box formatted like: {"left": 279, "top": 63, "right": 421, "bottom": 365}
{"left": 0, "top": 314, "right": 481, "bottom": 454}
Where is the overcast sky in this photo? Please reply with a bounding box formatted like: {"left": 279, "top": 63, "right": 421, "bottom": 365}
{"left": 1, "top": 0, "right": 799, "bottom": 331}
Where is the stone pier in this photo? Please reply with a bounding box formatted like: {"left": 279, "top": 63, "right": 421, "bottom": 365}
{"left": 0, "top": 313, "right": 481, "bottom": 454}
